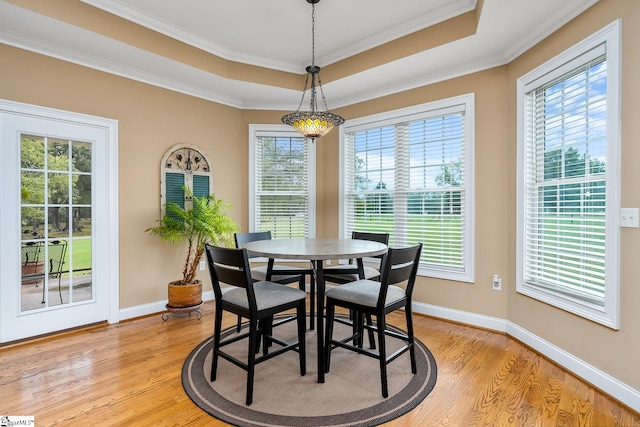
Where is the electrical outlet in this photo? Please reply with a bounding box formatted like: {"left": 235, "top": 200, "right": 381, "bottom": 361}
{"left": 199, "top": 260, "right": 205, "bottom": 271}
{"left": 492, "top": 274, "right": 502, "bottom": 291}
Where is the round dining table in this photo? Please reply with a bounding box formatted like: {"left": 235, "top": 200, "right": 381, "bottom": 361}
{"left": 242, "top": 237, "right": 388, "bottom": 383}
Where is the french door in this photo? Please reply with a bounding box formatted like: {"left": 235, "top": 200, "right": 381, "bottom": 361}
{"left": 0, "top": 100, "right": 119, "bottom": 343}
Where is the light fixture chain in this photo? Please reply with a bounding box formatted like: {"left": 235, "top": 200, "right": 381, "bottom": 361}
{"left": 311, "top": 1, "right": 316, "bottom": 66}
{"left": 295, "top": 72, "right": 310, "bottom": 112}
{"left": 316, "top": 73, "right": 331, "bottom": 111}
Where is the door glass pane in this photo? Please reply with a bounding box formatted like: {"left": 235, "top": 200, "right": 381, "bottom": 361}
{"left": 48, "top": 172, "right": 69, "bottom": 204}
{"left": 21, "top": 135, "right": 45, "bottom": 169}
{"left": 49, "top": 206, "right": 69, "bottom": 239}
{"left": 20, "top": 134, "right": 93, "bottom": 311}
{"left": 20, "top": 241, "right": 44, "bottom": 312}
{"left": 72, "top": 237, "right": 93, "bottom": 303}
{"left": 21, "top": 171, "right": 45, "bottom": 204}
{"left": 73, "top": 175, "right": 92, "bottom": 204}
{"left": 72, "top": 141, "right": 92, "bottom": 173}
{"left": 47, "top": 239, "right": 68, "bottom": 307}
{"left": 48, "top": 138, "right": 69, "bottom": 171}
{"left": 21, "top": 207, "right": 45, "bottom": 239}
{"left": 73, "top": 207, "right": 91, "bottom": 234}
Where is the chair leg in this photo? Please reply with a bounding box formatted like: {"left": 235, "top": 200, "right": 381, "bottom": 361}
{"left": 296, "top": 302, "right": 306, "bottom": 376}
{"left": 351, "top": 309, "right": 358, "bottom": 346}
{"left": 405, "top": 304, "right": 417, "bottom": 374}
{"left": 246, "top": 319, "right": 258, "bottom": 406}
{"left": 262, "top": 316, "right": 276, "bottom": 355}
{"left": 236, "top": 315, "right": 242, "bottom": 333}
{"left": 254, "top": 319, "right": 262, "bottom": 354}
{"left": 356, "top": 311, "right": 365, "bottom": 349}
{"left": 377, "top": 315, "right": 389, "bottom": 398}
{"left": 365, "top": 313, "right": 376, "bottom": 349}
{"left": 210, "top": 304, "right": 224, "bottom": 382}
{"left": 324, "top": 300, "right": 335, "bottom": 373}
{"left": 352, "top": 312, "right": 374, "bottom": 349}
{"left": 296, "top": 277, "right": 308, "bottom": 332}
{"left": 309, "top": 273, "right": 315, "bottom": 330}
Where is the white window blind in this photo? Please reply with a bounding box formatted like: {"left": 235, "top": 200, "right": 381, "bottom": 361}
{"left": 517, "top": 20, "right": 620, "bottom": 329}
{"left": 342, "top": 95, "right": 474, "bottom": 281}
{"left": 251, "top": 127, "right": 315, "bottom": 238}
{"left": 524, "top": 50, "right": 607, "bottom": 304}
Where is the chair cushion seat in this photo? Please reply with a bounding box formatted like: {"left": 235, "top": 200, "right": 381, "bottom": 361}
{"left": 325, "top": 279, "right": 406, "bottom": 308}
{"left": 323, "top": 265, "right": 381, "bottom": 282}
{"left": 223, "top": 281, "right": 306, "bottom": 311}
{"left": 250, "top": 265, "right": 309, "bottom": 282}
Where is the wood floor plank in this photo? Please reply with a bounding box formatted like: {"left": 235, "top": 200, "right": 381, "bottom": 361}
{"left": 1, "top": 301, "right": 638, "bottom": 426}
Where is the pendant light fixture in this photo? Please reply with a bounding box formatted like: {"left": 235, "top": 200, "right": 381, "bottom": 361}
{"left": 281, "top": 0, "right": 344, "bottom": 140}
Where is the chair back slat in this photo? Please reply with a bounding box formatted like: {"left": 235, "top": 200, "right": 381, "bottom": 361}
{"left": 386, "top": 261, "right": 416, "bottom": 286}
{"left": 377, "top": 243, "right": 422, "bottom": 307}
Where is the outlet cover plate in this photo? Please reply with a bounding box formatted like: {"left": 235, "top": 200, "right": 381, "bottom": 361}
{"left": 620, "top": 208, "right": 639, "bottom": 228}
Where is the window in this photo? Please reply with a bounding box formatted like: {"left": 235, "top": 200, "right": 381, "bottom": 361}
{"left": 249, "top": 125, "right": 316, "bottom": 238}
{"left": 340, "top": 94, "right": 474, "bottom": 281}
{"left": 516, "top": 21, "right": 620, "bottom": 329}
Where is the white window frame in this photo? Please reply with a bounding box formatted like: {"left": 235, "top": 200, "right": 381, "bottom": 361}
{"left": 248, "top": 124, "right": 316, "bottom": 238}
{"left": 516, "top": 20, "right": 621, "bottom": 329}
{"left": 339, "top": 94, "right": 475, "bottom": 282}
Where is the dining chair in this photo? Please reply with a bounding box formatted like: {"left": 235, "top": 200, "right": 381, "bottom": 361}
{"left": 205, "top": 244, "right": 307, "bottom": 406}
{"left": 324, "top": 243, "right": 423, "bottom": 398}
{"left": 323, "top": 231, "right": 390, "bottom": 284}
{"left": 235, "top": 231, "right": 316, "bottom": 329}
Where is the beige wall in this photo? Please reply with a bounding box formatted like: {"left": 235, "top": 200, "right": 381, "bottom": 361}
{"left": 1, "top": 0, "right": 638, "bottom": 393}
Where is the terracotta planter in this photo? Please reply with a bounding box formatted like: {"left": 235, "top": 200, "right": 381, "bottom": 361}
{"left": 167, "top": 280, "right": 203, "bottom": 308}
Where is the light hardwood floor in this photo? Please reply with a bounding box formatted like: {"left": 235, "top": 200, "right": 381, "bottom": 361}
{"left": 1, "top": 301, "right": 638, "bottom": 426}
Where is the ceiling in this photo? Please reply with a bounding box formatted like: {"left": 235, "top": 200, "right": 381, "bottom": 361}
{"left": 0, "top": 0, "right": 599, "bottom": 110}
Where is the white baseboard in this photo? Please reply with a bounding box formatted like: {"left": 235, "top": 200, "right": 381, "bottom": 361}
{"left": 118, "top": 297, "right": 639, "bottom": 413}
{"left": 119, "top": 290, "right": 215, "bottom": 321}
{"left": 412, "top": 301, "right": 508, "bottom": 332}
{"left": 412, "top": 301, "right": 640, "bottom": 413}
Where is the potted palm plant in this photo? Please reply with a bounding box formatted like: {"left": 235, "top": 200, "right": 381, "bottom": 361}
{"left": 146, "top": 187, "right": 239, "bottom": 308}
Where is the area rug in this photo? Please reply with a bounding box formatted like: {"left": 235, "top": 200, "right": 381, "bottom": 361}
{"left": 182, "top": 316, "right": 437, "bottom": 427}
